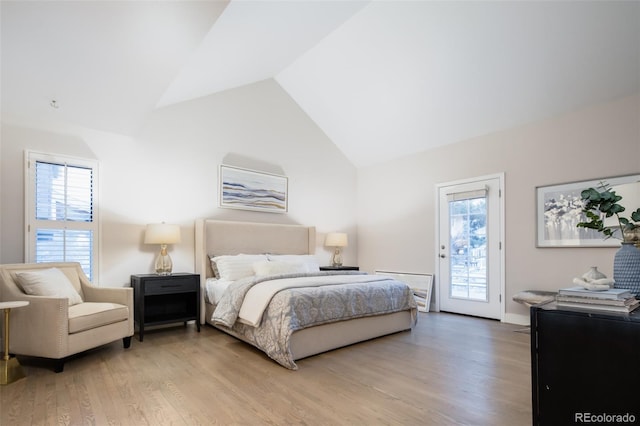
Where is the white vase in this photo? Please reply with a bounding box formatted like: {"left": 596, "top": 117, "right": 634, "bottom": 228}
{"left": 582, "top": 266, "right": 606, "bottom": 281}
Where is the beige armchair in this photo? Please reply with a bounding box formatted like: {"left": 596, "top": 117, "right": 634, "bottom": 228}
{"left": 0, "top": 262, "right": 133, "bottom": 372}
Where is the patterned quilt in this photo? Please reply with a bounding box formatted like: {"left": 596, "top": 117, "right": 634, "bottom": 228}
{"left": 211, "top": 271, "right": 417, "bottom": 369}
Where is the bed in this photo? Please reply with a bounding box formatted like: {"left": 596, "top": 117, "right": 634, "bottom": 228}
{"left": 194, "top": 219, "right": 417, "bottom": 369}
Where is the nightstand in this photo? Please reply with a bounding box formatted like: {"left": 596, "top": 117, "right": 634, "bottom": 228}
{"left": 131, "top": 273, "right": 200, "bottom": 342}
{"left": 320, "top": 266, "right": 359, "bottom": 271}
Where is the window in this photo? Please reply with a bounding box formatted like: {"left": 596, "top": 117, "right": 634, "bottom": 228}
{"left": 25, "top": 151, "right": 99, "bottom": 280}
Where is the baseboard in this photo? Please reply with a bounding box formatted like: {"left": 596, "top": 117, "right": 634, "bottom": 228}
{"left": 503, "top": 312, "right": 529, "bottom": 326}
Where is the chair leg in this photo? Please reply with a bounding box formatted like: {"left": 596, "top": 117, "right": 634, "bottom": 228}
{"left": 123, "top": 336, "right": 132, "bottom": 349}
{"left": 53, "top": 360, "right": 64, "bottom": 373}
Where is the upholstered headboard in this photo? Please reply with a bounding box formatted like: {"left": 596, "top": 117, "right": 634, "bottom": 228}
{"left": 194, "top": 219, "right": 316, "bottom": 280}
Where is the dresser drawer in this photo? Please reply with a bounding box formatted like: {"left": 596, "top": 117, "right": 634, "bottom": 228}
{"left": 143, "top": 277, "right": 198, "bottom": 295}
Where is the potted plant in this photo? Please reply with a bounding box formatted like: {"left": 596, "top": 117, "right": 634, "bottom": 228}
{"left": 577, "top": 181, "right": 640, "bottom": 243}
{"left": 577, "top": 181, "right": 640, "bottom": 295}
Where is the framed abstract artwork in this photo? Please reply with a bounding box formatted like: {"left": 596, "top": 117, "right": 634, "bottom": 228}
{"left": 536, "top": 174, "right": 640, "bottom": 247}
{"left": 375, "top": 271, "right": 434, "bottom": 312}
{"left": 219, "top": 165, "right": 288, "bottom": 213}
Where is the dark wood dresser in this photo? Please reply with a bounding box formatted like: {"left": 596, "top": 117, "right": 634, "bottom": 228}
{"left": 531, "top": 302, "right": 640, "bottom": 425}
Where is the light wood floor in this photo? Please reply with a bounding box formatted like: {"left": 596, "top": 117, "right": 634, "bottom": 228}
{"left": 1, "top": 312, "right": 531, "bottom": 425}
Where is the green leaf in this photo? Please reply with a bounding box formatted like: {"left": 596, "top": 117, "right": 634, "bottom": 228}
{"left": 577, "top": 222, "right": 600, "bottom": 230}
{"left": 601, "top": 191, "right": 615, "bottom": 201}
{"left": 582, "top": 188, "right": 600, "bottom": 201}
{"left": 576, "top": 180, "right": 636, "bottom": 241}
{"left": 610, "top": 204, "right": 625, "bottom": 214}
{"left": 600, "top": 201, "right": 613, "bottom": 212}
{"left": 585, "top": 211, "right": 598, "bottom": 219}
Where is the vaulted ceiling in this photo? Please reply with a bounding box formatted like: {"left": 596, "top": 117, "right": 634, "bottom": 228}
{"left": 2, "top": 1, "right": 639, "bottom": 167}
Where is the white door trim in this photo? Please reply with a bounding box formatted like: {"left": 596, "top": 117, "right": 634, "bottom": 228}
{"left": 434, "top": 172, "right": 506, "bottom": 321}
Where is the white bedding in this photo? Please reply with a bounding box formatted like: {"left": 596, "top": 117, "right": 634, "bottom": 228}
{"left": 206, "top": 253, "right": 323, "bottom": 306}
{"left": 210, "top": 271, "right": 417, "bottom": 369}
{"left": 209, "top": 254, "right": 319, "bottom": 280}
{"left": 205, "top": 277, "right": 233, "bottom": 305}
{"left": 237, "top": 274, "right": 393, "bottom": 327}
{"left": 208, "top": 273, "right": 395, "bottom": 327}
{"left": 195, "top": 220, "right": 416, "bottom": 370}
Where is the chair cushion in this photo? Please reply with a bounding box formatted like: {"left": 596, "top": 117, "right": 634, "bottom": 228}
{"left": 15, "top": 268, "right": 83, "bottom": 306}
{"left": 68, "top": 302, "right": 129, "bottom": 334}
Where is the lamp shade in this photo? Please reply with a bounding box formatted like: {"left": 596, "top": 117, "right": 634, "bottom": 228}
{"left": 325, "top": 232, "right": 348, "bottom": 247}
{"left": 144, "top": 223, "right": 181, "bottom": 245}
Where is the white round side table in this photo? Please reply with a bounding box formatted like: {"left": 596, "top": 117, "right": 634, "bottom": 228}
{"left": 1, "top": 301, "right": 29, "bottom": 385}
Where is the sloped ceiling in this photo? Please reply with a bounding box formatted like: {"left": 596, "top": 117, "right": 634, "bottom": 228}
{"left": 2, "top": 1, "right": 639, "bottom": 168}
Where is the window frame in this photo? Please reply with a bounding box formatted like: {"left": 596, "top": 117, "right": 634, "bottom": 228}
{"left": 24, "top": 150, "right": 100, "bottom": 280}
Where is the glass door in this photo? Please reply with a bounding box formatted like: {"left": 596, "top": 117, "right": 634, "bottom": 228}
{"left": 437, "top": 175, "right": 503, "bottom": 319}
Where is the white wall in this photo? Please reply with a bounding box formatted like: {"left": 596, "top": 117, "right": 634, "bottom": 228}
{"left": 1, "top": 79, "right": 358, "bottom": 285}
{"left": 357, "top": 93, "right": 640, "bottom": 324}
{"left": 2, "top": 79, "right": 638, "bottom": 323}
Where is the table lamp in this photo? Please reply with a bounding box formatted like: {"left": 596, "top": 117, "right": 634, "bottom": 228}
{"left": 145, "top": 223, "right": 181, "bottom": 275}
{"left": 325, "top": 232, "right": 348, "bottom": 267}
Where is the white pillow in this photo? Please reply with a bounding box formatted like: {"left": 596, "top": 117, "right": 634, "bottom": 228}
{"left": 208, "top": 255, "right": 220, "bottom": 278}
{"left": 266, "top": 254, "right": 320, "bottom": 272}
{"left": 211, "top": 254, "right": 268, "bottom": 281}
{"left": 15, "top": 268, "right": 83, "bottom": 306}
{"left": 253, "top": 260, "right": 309, "bottom": 277}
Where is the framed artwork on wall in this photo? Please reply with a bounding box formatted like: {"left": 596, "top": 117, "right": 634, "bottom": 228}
{"left": 536, "top": 174, "right": 640, "bottom": 247}
{"left": 219, "top": 165, "right": 288, "bottom": 213}
{"left": 375, "top": 271, "right": 434, "bottom": 312}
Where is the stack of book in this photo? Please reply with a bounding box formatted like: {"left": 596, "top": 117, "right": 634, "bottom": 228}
{"left": 556, "top": 286, "right": 640, "bottom": 313}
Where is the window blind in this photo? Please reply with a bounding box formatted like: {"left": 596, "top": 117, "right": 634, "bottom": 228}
{"left": 35, "top": 161, "right": 93, "bottom": 222}
{"left": 446, "top": 187, "right": 488, "bottom": 202}
{"left": 28, "top": 156, "right": 97, "bottom": 280}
